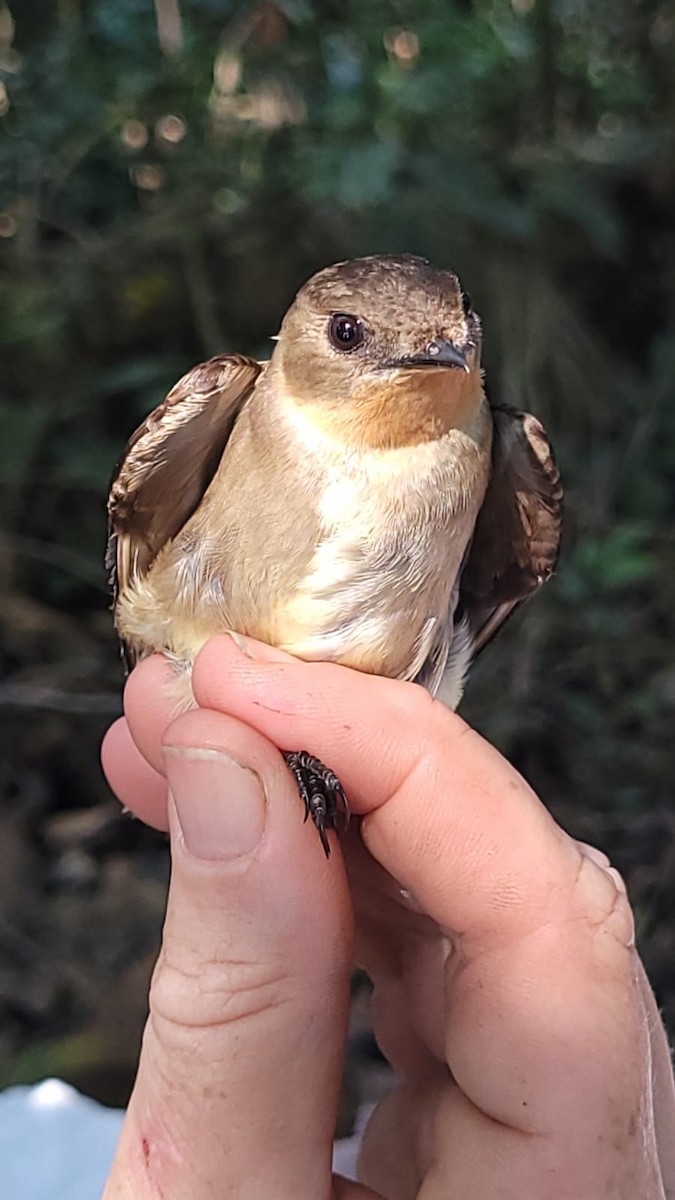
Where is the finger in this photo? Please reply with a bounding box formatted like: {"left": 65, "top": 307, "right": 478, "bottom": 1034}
{"left": 104, "top": 706, "right": 352, "bottom": 1200}
{"left": 121, "top": 647, "right": 293, "bottom": 779}
{"left": 191, "top": 635, "right": 581, "bottom": 936}
{"left": 101, "top": 717, "right": 169, "bottom": 830}
{"left": 636, "top": 960, "right": 675, "bottom": 1188}
{"left": 123, "top": 655, "right": 179, "bottom": 776}
{"left": 332, "top": 1178, "right": 381, "bottom": 1199}
{"left": 192, "top": 634, "right": 436, "bottom": 810}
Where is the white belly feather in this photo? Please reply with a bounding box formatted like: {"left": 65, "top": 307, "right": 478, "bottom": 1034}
{"left": 268, "top": 402, "right": 490, "bottom": 698}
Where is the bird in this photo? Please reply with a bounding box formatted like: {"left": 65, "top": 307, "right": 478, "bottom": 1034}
{"left": 107, "top": 254, "right": 562, "bottom": 854}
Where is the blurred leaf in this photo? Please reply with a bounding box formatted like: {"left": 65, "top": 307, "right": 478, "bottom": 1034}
{"left": 0, "top": 400, "right": 49, "bottom": 485}
{"left": 568, "top": 525, "right": 658, "bottom": 594}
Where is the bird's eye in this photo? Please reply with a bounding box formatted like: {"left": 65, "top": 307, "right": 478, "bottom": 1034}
{"left": 328, "top": 313, "right": 365, "bottom": 352}
{"left": 461, "top": 290, "right": 473, "bottom": 319}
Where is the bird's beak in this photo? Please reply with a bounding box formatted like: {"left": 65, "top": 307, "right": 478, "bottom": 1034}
{"left": 390, "top": 338, "right": 471, "bottom": 373}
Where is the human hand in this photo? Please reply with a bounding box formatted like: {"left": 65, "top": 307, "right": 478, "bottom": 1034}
{"left": 101, "top": 634, "right": 675, "bottom": 1199}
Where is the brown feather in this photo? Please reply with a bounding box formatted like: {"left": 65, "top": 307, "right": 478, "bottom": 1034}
{"left": 106, "top": 354, "right": 263, "bottom": 667}
{"left": 459, "top": 404, "right": 563, "bottom": 654}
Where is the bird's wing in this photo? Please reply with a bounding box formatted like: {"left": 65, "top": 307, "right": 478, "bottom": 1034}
{"left": 106, "top": 354, "right": 263, "bottom": 667}
{"left": 457, "top": 404, "right": 563, "bottom": 654}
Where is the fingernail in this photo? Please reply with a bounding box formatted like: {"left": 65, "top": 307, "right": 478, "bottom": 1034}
{"left": 577, "top": 840, "right": 611, "bottom": 870}
{"left": 224, "top": 630, "right": 256, "bottom": 657}
{"left": 224, "top": 630, "right": 292, "bottom": 663}
{"left": 164, "top": 745, "right": 266, "bottom": 860}
{"left": 605, "top": 866, "right": 628, "bottom": 898}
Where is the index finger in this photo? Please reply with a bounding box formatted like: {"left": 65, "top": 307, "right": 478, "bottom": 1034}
{"left": 192, "top": 634, "right": 601, "bottom": 944}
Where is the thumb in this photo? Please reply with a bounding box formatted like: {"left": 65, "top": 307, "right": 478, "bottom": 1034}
{"left": 104, "top": 707, "right": 353, "bottom": 1200}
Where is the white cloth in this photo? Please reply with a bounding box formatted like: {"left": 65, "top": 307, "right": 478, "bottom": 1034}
{"left": 0, "top": 1079, "right": 363, "bottom": 1198}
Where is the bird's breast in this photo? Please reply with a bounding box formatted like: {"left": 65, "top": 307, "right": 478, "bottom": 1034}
{"left": 116, "top": 395, "right": 492, "bottom": 685}
{"left": 262, "top": 426, "right": 491, "bottom": 679}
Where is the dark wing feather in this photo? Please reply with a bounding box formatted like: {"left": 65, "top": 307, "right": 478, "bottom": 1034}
{"left": 459, "top": 405, "right": 563, "bottom": 654}
{"left": 106, "top": 354, "right": 263, "bottom": 666}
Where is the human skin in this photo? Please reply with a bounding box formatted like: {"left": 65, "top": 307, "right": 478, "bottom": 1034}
{"left": 100, "top": 633, "right": 675, "bottom": 1199}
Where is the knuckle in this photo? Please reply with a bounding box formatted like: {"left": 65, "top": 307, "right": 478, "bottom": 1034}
{"left": 148, "top": 947, "right": 294, "bottom": 1047}
{"left": 574, "top": 853, "right": 635, "bottom": 950}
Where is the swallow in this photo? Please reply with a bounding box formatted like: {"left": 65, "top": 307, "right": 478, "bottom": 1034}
{"left": 107, "top": 254, "right": 562, "bottom": 854}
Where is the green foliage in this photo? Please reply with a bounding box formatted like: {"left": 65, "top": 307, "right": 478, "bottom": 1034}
{"left": 1, "top": 0, "right": 675, "bottom": 1080}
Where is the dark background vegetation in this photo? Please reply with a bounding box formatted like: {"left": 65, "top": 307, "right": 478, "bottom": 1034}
{"left": 0, "top": 0, "right": 674, "bottom": 1111}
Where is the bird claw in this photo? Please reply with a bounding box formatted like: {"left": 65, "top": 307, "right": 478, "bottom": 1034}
{"left": 283, "top": 750, "right": 350, "bottom": 858}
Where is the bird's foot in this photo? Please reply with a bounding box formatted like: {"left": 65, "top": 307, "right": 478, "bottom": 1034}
{"left": 283, "top": 750, "right": 349, "bottom": 858}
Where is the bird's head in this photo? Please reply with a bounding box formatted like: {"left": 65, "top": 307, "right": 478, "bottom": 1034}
{"left": 270, "top": 254, "right": 485, "bottom": 449}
